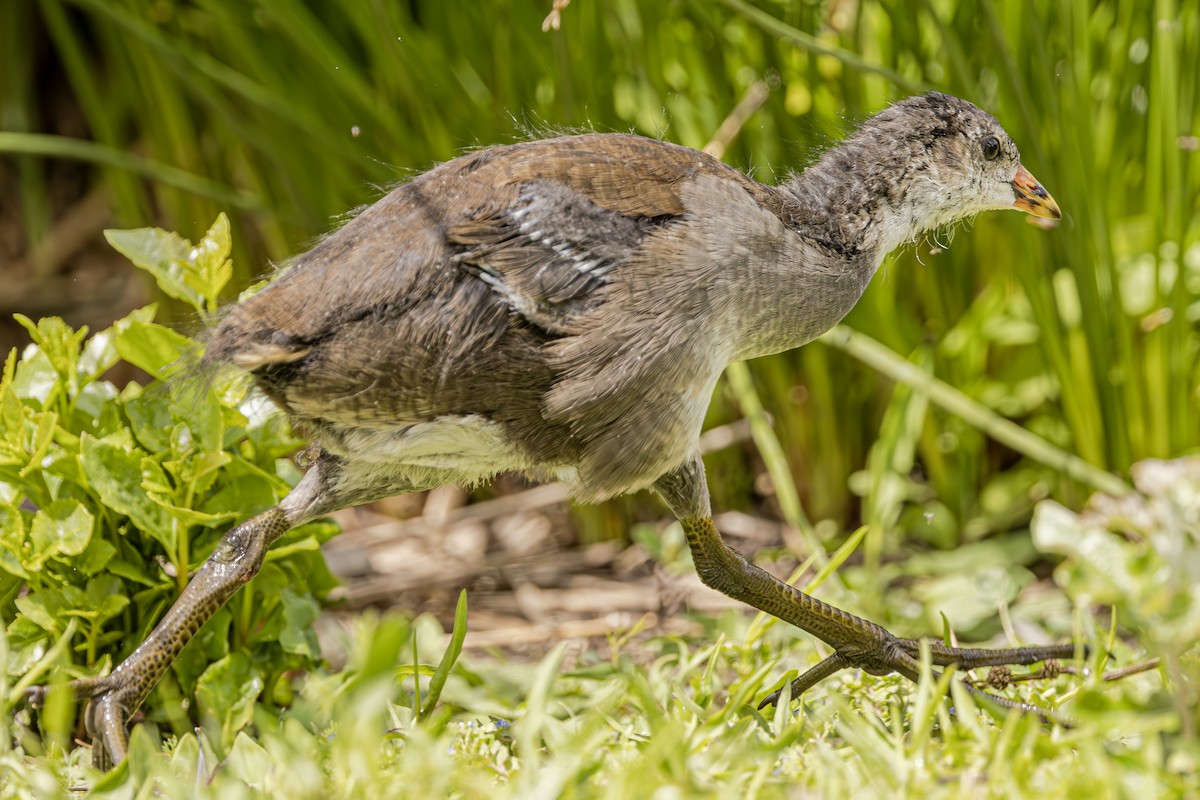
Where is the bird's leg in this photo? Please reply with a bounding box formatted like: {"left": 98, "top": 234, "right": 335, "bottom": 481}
{"left": 24, "top": 507, "right": 293, "bottom": 768}
{"left": 25, "top": 454, "right": 366, "bottom": 768}
{"left": 654, "top": 456, "right": 1076, "bottom": 719}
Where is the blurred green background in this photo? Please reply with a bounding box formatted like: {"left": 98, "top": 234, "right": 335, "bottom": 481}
{"left": 1, "top": 0, "right": 1197, "bottom": 563}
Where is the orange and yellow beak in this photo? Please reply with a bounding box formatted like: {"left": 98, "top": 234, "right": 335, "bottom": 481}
{"left": 1011, "top": 164, "right": 1061, "bottom": 220}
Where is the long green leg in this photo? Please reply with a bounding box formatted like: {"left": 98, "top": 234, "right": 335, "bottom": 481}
{"left": 655, "top": 456, "right": 1076, "bottom": 720}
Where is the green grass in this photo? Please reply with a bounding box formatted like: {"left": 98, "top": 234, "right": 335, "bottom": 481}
{"left": 0, "top": 601, "right": 1181, "bottom": 798}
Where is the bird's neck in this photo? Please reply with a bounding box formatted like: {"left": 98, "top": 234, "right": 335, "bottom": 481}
{"left": 780, "top": 137, "right": 944, "bottom": 261}
{"left": 722, "top": 140, "right": 951, "bottom": 362}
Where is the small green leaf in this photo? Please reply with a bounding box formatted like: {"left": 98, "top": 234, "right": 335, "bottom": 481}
{"left": 420, "top": 589, "right": 468, "bottom": 721}
{"left": 77, "top": 327, "right": 120, "bottom": 384}
{"left": 223, "top": 732, "right": 273, "bottom": 788}
{"left": 201, "top": 458, "right": 286, "bottom": 519}
{"left": 70, "top": 380, "right": 123, "bottom": 439}
{"left": 85, "top": 575, "right": 130, "bottom": 623}
{"left": 164, "top": 450, "right": 231, "bottom": 489}
{"left": 74, "top": 534, "right": 117, "bottom": 576}
{"left": 106, "top": 556, "right": 158, "bottom": 587}
{"left": 113, "top": 321, "right": 192, "bottom": 378}
{"left": 188, "top": 213, "right": 234, "bottom": 304}
{"left": 80, "top": 434, "right": 175, "bottom": 553}
{"left": 30, "top": 498, "right": 94, "bottom": 565}
{"left": 11, "top": 347, "right": 57, "bottom": 409}
{"left": 105, "top": 226, "right": 204, "bottom": 311}
{"left": 13, "top": 315, "right": 87, "bottom": 391}
{"left": 195, "top": 652, "right": 263, "bottom": 751}
{"left": 106, "top": 213, "right": 233, "bottom": 313}
{"left": 279, "top": 587, "right": 320, "bottom": 658}
{"left": 125, "top": 389, "right": 173, "bottom": 452}
{"left": 15, "top": 589, "right": 71, "bottom": 634}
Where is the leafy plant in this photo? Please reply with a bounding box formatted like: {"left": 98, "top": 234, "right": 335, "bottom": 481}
{"left": 1033, "top": 456, "right": 1200, "bottom": 731}
{"left": 1, "top": 215, "right": 338, "bottom": 754}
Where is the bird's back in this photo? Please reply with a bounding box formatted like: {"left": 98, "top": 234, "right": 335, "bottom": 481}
{"left": 204, "top": 133, "right": 822, "bottom": 499}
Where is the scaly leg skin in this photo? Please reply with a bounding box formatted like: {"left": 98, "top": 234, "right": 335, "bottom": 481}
{"left": 654, "top": 456, "right": 1076, "bottom": 723}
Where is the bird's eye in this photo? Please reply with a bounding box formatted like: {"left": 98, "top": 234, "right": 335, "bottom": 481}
{"left": 982, "top": 135, "right": 1001, "bottom": 160}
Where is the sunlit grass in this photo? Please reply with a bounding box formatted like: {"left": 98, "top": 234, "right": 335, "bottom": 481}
{"left": 0, "top": 599, "right": 1181, "bottom": 798}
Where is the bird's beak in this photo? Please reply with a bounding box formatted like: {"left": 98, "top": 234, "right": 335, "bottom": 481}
{"left": 1011, "top": 164, "right": 1061, "bottom": 220}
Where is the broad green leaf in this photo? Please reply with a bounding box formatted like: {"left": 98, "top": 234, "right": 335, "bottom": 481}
{"left": 89, "top": 306, "right": 158, "bottom": 394}
{"left": 70, "top": 380, "right": 123, "bottom": 438}
{"left": 241, "top": 563, "right": 288, "bottom": 645}
{"left": 278, "top": 547, "right": 340, "bottom": 597}
{"left": 74, "top": 534, "right": 117, "bottom": 576}
{"left": 201, "top": 457, "right": 286, "bottom": 518}
{"left": 4, "top": 637, "right": 49, "bottom": 677}
{"left": 223, "top": 732, "right": 273, "bottom": 788}
{"left": 0, "top": 549, "right": 29, "bottom": 580}
{"left": 80, "top": 434, "right": 175, "bottom": 553}
{"left": 77, "top": 327, "right": 120, "bottom": 384}
{"left": 106, "top": 557, "right": 158, "bottom": 587}
{"left": 84, "top": 574, "right": 130, "bottom": 623}
{"left": 125, "top": 389, "right": 172, "bottom": 453}
{"left": 169, "top": 392, "right": 225, "bottom": 458}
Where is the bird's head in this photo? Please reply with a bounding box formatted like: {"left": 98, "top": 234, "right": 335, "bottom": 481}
{"left": 810, "top": 92, "right": 1061, "bottom": 255}
{"left": 878, "top": 92, "right": 1060, "bottom": 231}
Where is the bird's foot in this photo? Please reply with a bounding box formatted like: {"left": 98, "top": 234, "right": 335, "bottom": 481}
{"left": 757, "top": 627, "right": 1078, "bottom": 723}
{"left": 25, "top": 673, "right": 136, "bottom": 769}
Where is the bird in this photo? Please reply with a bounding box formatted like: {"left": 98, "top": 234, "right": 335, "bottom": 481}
{"left": 39, "top": 91, "right": 1067, "bottom": 765}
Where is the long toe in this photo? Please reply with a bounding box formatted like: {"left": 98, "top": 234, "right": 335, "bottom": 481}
{"left": 759, "top": 623, "right": 1078, "bottom": 723}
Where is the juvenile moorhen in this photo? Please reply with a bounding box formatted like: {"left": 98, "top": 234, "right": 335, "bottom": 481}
{"left": 38, "top": 91, "right": 1067, "bottom": 764}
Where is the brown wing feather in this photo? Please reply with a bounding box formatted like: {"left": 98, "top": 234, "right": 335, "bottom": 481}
{"left": 202, "top": 133, "right": 776, "bottom": 496}
{"left": 205, "top": 134, "right": 737, "bottom": 369}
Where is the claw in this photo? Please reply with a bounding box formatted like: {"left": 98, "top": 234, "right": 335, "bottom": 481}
{"left": 757, "top": 642, "right": 1078, "bottom": 726}
{"left": 23, "top": 674, "right": 133, "bottom": 767}
{"left": 85, "top": 691, "right": 131, "bottom": 769}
